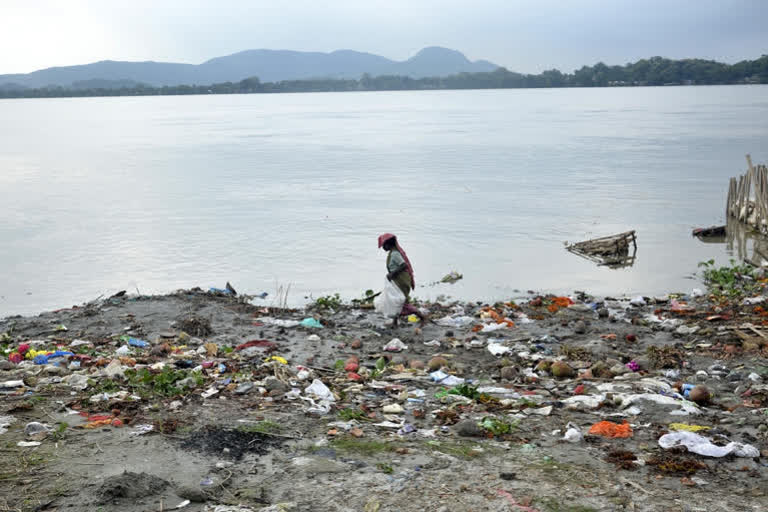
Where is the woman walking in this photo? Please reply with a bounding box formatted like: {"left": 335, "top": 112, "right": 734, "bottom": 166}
{"left": 378, "top": 233, "right": 426, "bottom": 327}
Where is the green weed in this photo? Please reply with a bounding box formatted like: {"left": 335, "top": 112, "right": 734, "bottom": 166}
{"left": 480, "top": 416, "right": 518, "bottom": 436}
{"left": 124, "top": 367, "right": 203, "bottom": 397}
{"left": 338, "top": 408, "right": 367, "bottom": 421}
{"left": 312, "top": 293, "right": 343, "bottom": 310}
{"left": 238, "top": 420, "right": 282, "bottom": 434}
{"left": 425, "top": 440, "right": 486, "bottom": 459}
{"left": 698, "top": 259, "right": 761, "bottom": 298}
{"left": 330, "top": 438, "right": 399, "bottom": 456}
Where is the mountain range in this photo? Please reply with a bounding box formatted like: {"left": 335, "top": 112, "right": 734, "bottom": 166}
{"left": 0, "top": 47, "right": 499, "bottom": 90}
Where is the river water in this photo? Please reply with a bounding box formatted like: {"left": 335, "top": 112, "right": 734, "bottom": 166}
{"left": 2, "top": 86, "right": 768, "bottom": 316}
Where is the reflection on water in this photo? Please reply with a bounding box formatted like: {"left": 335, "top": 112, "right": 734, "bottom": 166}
{"left": 724, "top": 217, "right": 768, "bottom": 265}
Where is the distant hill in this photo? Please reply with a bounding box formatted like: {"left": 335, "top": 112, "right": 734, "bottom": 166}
{"left": 0, "top": 47, "right": 498, "bottom": 90}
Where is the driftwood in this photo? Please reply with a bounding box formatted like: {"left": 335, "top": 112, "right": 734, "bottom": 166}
{"left": 727, "top": 154, "right": 768, "bottom": 234}
{"left": 566, "top": 230, "right": 637, "bottom": 268}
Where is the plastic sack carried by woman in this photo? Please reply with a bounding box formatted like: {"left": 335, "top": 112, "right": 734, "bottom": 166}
{"left": 374, "top": 279, "right": 406, "bottom": 318}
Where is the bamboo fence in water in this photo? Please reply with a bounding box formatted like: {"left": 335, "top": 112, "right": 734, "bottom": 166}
{"left": 726, "top": 155, "right": 768, "bottom": 234}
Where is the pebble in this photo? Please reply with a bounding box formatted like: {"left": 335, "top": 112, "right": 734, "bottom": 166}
{"left": 176, "top": 485, "right": 207, "bottom": 503}
{"left": 350, "top": 339, "right": 362, "bottom": 349}
{"left": 573, "top": 321, "right": 587, "bottom": 334}
{"left": 500, "top": 366, "right": 518, "bottom": 381}
{"left": 234, "top": 382, "right": 255, "bottom": 394}
{"left": 455, "top": 420, "right": 484, "bottom": 437}
{"left": 409, "top": 360, "right": 425, "bottom": 370}
{"left": 265, "top": 377, "right": 290, "bottom": 393}
{"left": 382, "top": 404, "right": 404, "bottom": 414}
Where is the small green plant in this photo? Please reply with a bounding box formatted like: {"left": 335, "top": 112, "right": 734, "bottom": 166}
{"left": 238, "top": 420, "right": 282, "bottom": 434}
{"left": 698, "top": 259, "right": 761, "bottom": 298}
{"left": 313, "top": 293, "right": 343, "bottom": 310}
{"left": 338, "top": 408, "right": 367, "bottom": 421}
{"left": 425, "top": 440, "right": 486, "bottom": 459}
{"left": 125, "top": 367, "right": 203, "bottom": 397}
{"left": 376, "top": 462, "right": 394, "bottom": 474}
{"left": 448, "top": 383, "right": 480, "bottom": 400}
{"left": 369, "top": 356, "right": 388, "bottom": 379}
{"left": 480, "top": 416, "right": 517, "bottom": 436}
{"left": 351, "top": 289, "right": 377, "bottom": 306}
{"left": 51, "top": 422, "right": 68, "bottom": 441}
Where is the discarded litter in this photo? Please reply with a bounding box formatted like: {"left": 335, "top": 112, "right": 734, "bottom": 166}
{"left": 383, "top": 338, "right": 408, "bottom": 352}
{"left": 374, "top": 280, "right": 406, "bottom": 318}
{"left": 658, "top": 431, "right": 759, "bottom": 458}
{"left": 588, "top": 421, "right": 633, "bottom": 438}
{"left": 300, "top": 318, "right": 323, "bottom": 329}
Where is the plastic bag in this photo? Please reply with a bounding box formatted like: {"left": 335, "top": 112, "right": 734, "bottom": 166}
{"left": 658, "top": 431, "right": 759, "bottom": 458}
{"left": 374, "top": 280, "right": 406, "bottom": 318}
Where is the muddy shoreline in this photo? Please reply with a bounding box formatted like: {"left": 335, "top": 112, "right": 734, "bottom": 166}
{"left": 1, "top": 286, "right": 767, "bottom": 512}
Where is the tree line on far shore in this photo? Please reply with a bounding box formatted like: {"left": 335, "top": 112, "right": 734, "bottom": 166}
{"left": 2, "top": 54, "right": 766, "bottom": 99}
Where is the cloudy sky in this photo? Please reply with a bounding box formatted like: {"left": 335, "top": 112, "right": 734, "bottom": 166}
{"left": 1, "top": 0, "right": 766, "bottom": 74}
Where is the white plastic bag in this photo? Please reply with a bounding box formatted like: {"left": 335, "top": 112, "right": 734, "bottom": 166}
{"left": 658, "top": 431, "right": 759, "bottom": 458}
{"left": 374, "top": 280, "right": 406, "bottom": 318}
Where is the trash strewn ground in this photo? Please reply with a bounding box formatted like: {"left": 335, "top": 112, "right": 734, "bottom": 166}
{"left": 1, "top": 270, "right": 768, "bottom": 512}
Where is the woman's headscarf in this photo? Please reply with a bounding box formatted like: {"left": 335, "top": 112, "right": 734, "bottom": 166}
{"left": 378, "top": 233, "right": 415, "bottom": 287}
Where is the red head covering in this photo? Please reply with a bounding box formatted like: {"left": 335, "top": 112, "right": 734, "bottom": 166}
{"left": 378, "top": 233, "right": 415, "bottom": 287}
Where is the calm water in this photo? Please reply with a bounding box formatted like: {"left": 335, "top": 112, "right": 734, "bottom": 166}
{"left": 2, "top": 86, "right": 768, "bottom": 316}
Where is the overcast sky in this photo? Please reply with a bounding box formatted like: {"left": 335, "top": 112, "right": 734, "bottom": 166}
{"left": 2, "top": 0, "right": 766, "bottom": 75}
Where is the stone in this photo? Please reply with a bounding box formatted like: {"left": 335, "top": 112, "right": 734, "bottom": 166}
{"left": 456, "top": 420, "right": 484, "bottom": 437}
{"left": 234, "top": 382, "right": 255, "bottom": 394}
{"left": 500, "top": 366, "right": 518, "bottom": 381}
{"left": 609, "top": 364, "right": 628, "bottom": 375}
{"left": 573, "top": 321, "right": 587, "bottom": 334}
{"left": 428, "top": 356, "right": 449, "bottom": 371}
{"left": 727, "top": 372, "right": 743, "bottom": 382}
{"left": 689, "top": 385, "right": 711, "bottom": 405}
{"left": 598, "top": 308, "right": 609, "bottom": 319}
{"left": 350, "top": 339, "right": 362, "bottom": 349}
{"left": 265, "top": 377, "right": 290, "bottom": 393}
{"left": 550, "top": 361, "right": 575, "bottom": 379}
{"left": 382, "top": 404, "right": 404, "bottom": 414}
{"left": 176, "top": 485, "right": 207, "bottom": 503}
{"left": 409, "top": 359, "right": 425, "bottom": 370}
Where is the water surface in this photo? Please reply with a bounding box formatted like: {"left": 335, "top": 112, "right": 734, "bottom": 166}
{"left": 1, "top": 86, "right": 768, "bottom": 316}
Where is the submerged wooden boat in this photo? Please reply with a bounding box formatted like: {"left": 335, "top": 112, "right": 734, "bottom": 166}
{"left": 566, "top": 230, "right": 637, "bottom": 268}
{"left": 692, "top": 225, "right": 726, "bottom": 239}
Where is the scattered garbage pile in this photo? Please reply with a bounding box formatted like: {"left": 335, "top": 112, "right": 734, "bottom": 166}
{"left": 1, "top": 269, "right": 768, "bottom": 511}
